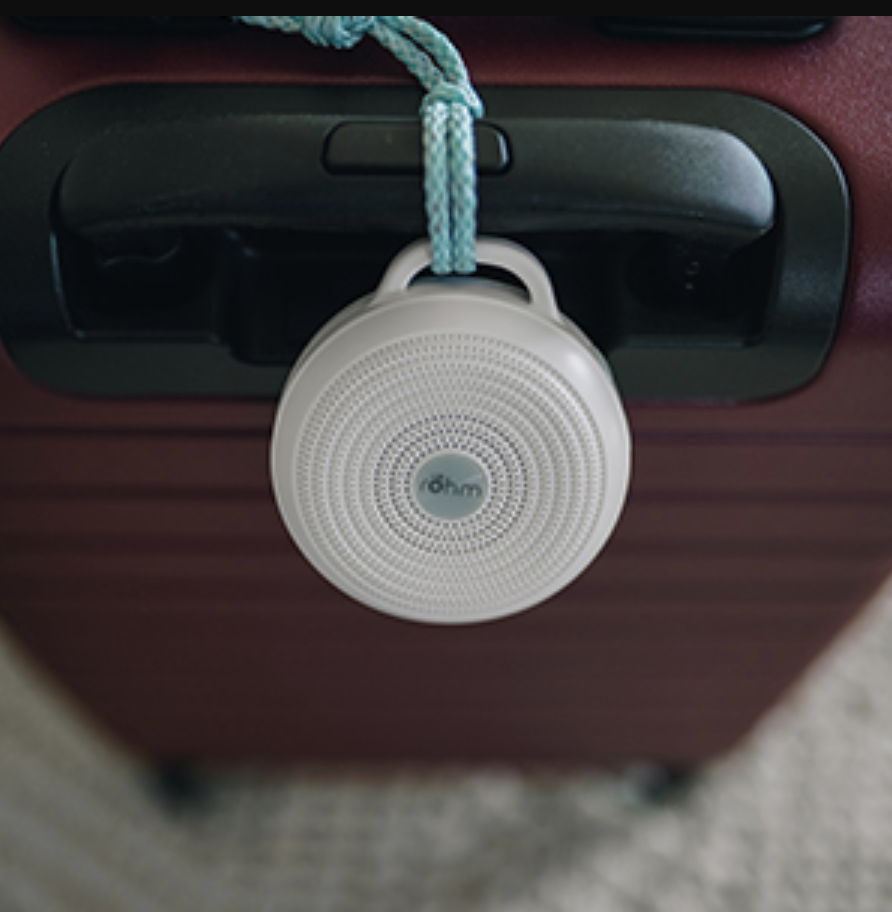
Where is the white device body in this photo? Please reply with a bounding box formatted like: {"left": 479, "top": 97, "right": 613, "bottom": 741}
{"left": 271, "top": 239, "right": 632, "bottom": 625}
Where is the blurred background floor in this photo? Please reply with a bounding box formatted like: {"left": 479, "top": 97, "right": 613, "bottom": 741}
{"left": 1, "top": 582, "right": 891, "bottom": 912}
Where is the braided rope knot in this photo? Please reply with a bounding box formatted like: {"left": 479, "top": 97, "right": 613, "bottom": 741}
{"left": 235, "top": 16, "right": 376, "bottom": 49}
{"left": 236, "top": 16, "right": 482, "bottom": 274}
{"left": 294, "top": 16, "right": 377, "bottom": 49}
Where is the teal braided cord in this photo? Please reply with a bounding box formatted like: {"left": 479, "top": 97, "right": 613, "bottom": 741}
{"left": 234, "top": 16, "right": 483, "bottom": 274}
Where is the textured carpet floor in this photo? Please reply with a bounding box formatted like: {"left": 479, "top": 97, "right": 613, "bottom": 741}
{"left": 1, "top": 584, "right": 891, "bottom": 912}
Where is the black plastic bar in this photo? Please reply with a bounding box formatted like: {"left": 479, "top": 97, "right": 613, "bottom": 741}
{"left": 60, "top": 117, "right": 774, "bottom": 251}
{"left": 598, "top": 17, "right": 836, "bottom": 43}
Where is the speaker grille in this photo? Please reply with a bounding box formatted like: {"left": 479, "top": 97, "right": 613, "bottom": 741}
{"left": 292, "top": 334, "right": 608, "bottom": 623}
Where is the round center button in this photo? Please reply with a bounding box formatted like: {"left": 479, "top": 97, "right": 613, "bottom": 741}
{"left": 414, "top": 453, "right": 490, "bottom": 522}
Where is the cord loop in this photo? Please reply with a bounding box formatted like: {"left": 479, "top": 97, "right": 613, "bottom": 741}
{"left": 235, "top": 15, "right": 482, "bottom": 274}
{"left": 421, "top": 80, "right": 485, "bottom": 120}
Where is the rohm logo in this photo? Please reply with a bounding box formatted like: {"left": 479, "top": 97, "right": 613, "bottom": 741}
{"left": 419, "top": 473, "right": 485, "bottom": 501}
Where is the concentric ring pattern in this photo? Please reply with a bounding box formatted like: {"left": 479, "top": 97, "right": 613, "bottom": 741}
{"left": 292, "top": 334, "right": 608, "bottom": 623}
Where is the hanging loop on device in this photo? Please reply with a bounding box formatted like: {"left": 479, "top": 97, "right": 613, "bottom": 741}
{"left": 234, "top": 15, "right": 483, "bottom": 275}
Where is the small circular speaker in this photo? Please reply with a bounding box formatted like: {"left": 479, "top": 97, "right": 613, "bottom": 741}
{"left": 271, "top": 239, "right": 632, "bottom": 625}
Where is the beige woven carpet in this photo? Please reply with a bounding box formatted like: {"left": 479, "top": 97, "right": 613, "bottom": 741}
{"left": 2, "top": 585, "right": 892, "bottom": 912}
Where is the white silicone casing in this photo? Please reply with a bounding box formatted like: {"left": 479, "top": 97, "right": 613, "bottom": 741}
{"left": 271, "top": 238, "right": 632, "bottom": 625}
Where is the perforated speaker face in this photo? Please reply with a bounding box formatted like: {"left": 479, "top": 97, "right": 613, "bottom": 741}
{"left": 272, "top": 240, "right": 632, "bottom": 625}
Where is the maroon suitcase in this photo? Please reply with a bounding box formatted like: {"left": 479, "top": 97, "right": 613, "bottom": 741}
{"left": 0, "top": 17, "right": 890, "bottom": 767}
